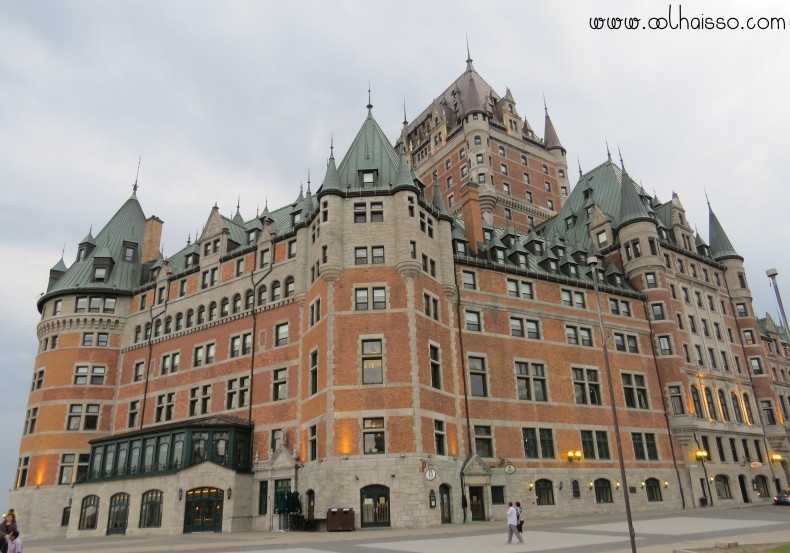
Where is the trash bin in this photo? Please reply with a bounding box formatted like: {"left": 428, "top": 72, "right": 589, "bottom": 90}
{"left": 326, "top": 508, "right": 355, "bottom": 531}
{"left": 699, "top": 497, "right": 708, "bottom": 507}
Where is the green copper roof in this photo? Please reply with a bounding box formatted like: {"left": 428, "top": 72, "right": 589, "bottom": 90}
{"left": 708, "top": 205, "right": 741, "bottom": 261}
{"left": 618, "top": 167, "right": 653, "bottom": 229}
{"left": 336, "top": 109, "right": 400, "bottom": 189}
{"left": 42, "top": 192, "right": 148, "bottom": 301}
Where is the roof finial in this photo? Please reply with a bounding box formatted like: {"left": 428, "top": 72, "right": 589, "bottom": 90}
{"left": 705, "top": 188, "right": 711, "bottom": 209}
{"left": 605, "top": 138, "right": 612, "bottom": 161}
{"left": 403, "top": 99, "right": 408, "bottom": 126}
{"left": 617, "top": 145, "right": 625, "bottom": 170}
{"left": 236, "top": 195, "right": 240, "bottom": 213}
{"left": 307, "top": 169, "right": 311, "bottom": 187}
{"left": 543, "top": 92, "right": 548, "bottom": 114}
{"left": 465, "top": 35, "right": 474, "bottom": 71}
{"left": 133, "top": 155, "right": 141, "bottom": 194}
{"left": 61, "top": 243, "right": 65, "bottom": 259}
{"left": 187, "top": 233, "right": 191, "bottom": 245}
{"left": 577, "top": 155, "right": 583, "bottom": 178}
{"left": 367, "top": 81, "right": 372, "bottom": 111}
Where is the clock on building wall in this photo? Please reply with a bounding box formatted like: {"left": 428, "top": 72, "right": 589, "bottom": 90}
{"left": 425, "top": 468, "right": 437, "bottom": 481}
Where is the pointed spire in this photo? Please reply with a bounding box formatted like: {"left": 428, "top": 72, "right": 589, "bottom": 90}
{"left": 577, "top": 156, "right": 583, "bottom": 178}
{"left": 432, "top": 181, "right": 448, "bottom": 216}
{"left": 320, "top": 138, "right": 342, "bottom": 194}
{"left": 465, "top": 35, "right": 474, "bottom": 71}
{"left": 708, "top": 202, "right": 742, "bottom": 261}
{"left": 605, "top": 138, "right": 612, "bottom": 161}
{"left": 617, "top": 162, "right": 652, "bottom": 230}
{"left": 543, "top": 99, "right": 565, "bottom": 155}
{"left": 402, "top": 99, "right": 408, "bottom": 127}
{"left": 367, "top": 81, "right": 372, "bottom": 112}
{"left": 393, "top": 150, "right": 415, "bottom": 191}
{"left": 133, "top": 155, "right": 141, "bottom": 195}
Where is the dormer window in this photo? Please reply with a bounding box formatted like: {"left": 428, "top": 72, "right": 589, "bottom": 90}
{"left": 517, "top": 253, "right": 527, "bottom": 269}
{"left": 77, "top": 246, "right": 87, "bottom": 261}
{"left": 361, "top": 170, "right": 375, "bottom": 188}
{"left": 247, "top": 230, "right": 257, "bottom": 244}
{"left": 292, "top": 212, "right": 301, "bottom": 226}
{"left": 568, "top": 264, "right": 578, "bottom": 277}
{"left": 151, "top": 267, "right": 160, "bottom": 281}
{"left": 495, "top": 250, "right": 505, "bottom": 264}
{"left": 123, "top": 242, "right": 137, "bottom": 262}
{"left": 533, "top": 242, "right": 543, "bottom": 255}
{"left": 483, "top": 230, "right": 492, "bottom": 242}
{"left": 549, "top": 260, "right": 557, "bottom": 271}
{"left": 93, "top": 267, "right": 107, "bottom": 282}
{"left": 556, "top": 246, "right": 565, "bottom": 257}
{"left": 565, "top": 216, "right": 576, "bottom": 229}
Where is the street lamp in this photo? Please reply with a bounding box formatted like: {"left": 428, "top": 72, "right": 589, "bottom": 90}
{"left": 588, "top": 256, "right": 637, "bottom": 553}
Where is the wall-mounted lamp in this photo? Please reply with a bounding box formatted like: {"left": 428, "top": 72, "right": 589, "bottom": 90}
{"left": 615, "top": 481, "right": 621, "bottom": 489}
{"left": 664, "top": 481, "right": 669, "bottom": 488}
{"left": 695, "top": 450, "right": 709, "bottom": 462}
{"left": 67, "top": 497, "right": 72, "bottom": 506}
{"left": 640, "top": 481, "right": 645, "bottom": 489}
{"left": 227, "top": 487, "right": 232, "bottom": 500}
{"left": 178, "top": 488, "right": 183, "bottom": 501}
{"left": 588, "top": 481, "right": 594, "bottom": 490}
{"left": 528, "top": 482, "right": 534, "bottom": 490}
{"left": 559, "top": 481, "right": 564, "bottom": 490}
{"left": 770, "top": 453, "right": 783, "bottom": 463}
{"left": 567, "top": 450, "right": 583, "bottom": 462}
{"left": 709, "top": 476, "right": 715, "bottom": 482}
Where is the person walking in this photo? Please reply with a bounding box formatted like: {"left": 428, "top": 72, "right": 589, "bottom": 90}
{"left": 0, "top": 512, "right": 18, "bottom": 553}
{"left": 515, "top": 501, "right": 524, "bottom": 534}
{"left": 506, "top": 501, "right": 524, "bottom": 544}
{"left": 5, "top": 531, "right": 20, "bottom": 553}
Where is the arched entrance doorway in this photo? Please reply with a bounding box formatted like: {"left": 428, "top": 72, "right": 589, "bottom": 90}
{"left": 360, "top": 484, "right": 390, "bottom": 528}
{"left": 106, "top": 492, "right": 130, "bottom": 535}
{"left": 184, "top": 487, "right": 224, "bottom": 532}
{"left": 439, "top": 484, "right": 452, "bottom": 523}
{"left": 738, "top": 475, "right": 750, "bottom": 504}
{"left": 306, "top": 489, "right": 315, "bottom": 519}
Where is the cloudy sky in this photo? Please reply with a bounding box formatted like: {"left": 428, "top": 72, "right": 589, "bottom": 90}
{"left": 1, "top": 0, "right": 788, "bottom": 509}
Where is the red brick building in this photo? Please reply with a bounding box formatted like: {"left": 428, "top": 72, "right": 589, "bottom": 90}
{"left": 12, "top": 59, "right": 790, "bottom": 538}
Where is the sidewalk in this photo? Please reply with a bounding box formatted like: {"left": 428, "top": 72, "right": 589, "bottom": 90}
{"left": 26, "top": 505, "right": 790, "bottom": 553}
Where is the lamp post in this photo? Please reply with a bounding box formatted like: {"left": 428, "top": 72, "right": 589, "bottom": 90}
{"left": 588, "top": 256, "right": 637, "bottom": 553}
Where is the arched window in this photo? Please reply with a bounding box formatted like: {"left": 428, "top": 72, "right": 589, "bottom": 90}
{"left": 197, "top": 306, "right": 206, "bottom": 324}
{"left": 691, "top": 386, "right": 704, "bottom": 419}
{"left": 594, "top": 478, "right": 612, "bottom": 503}
{"left": 175, "top": 313, "right": 183, "bottom": 331}
{"left": 220, "top": 298, "right": 229, "bottom": 317}
{"left": 285, "top": 276, "right": 295, "bottom": 298}
{"left": 645, "top": 478, "right": 662, "bottom": 502}
{"left": 571, "top": 479, "right": 581, "bottom": 498}
{"left": 271, "top": 281, "right": 281, "bottom": 301}
{"left": 186, "top": 309, "right": 194, "bottom": 328}
{"left": 107, "top": 492, "right": 130, "bottom": 534}
{"left": 233, "top": 294, "right": 242, "bottom": 313}
{"left": 535, "top": 479, "right": 555, "bottom": 505}
{"left": 743, "top": 394, "right": 755, "bottom": 424}
{"left": 714, "top": 474, "right": 731, "bottom": 499}
{"left": 208, "top": 302, "right": 217, "bottom": 321}
{"left": 718, "top": 390, "right": 730, "bottom": 422}
{"left": 258, "top": 285, "right": 267, "bottom": 306}
{"left": 704, "top": 387, "right": 718, "bottom": 420}
{"left": 164, "top": 316, "right": 172, "bottom": 334}
{"left": 731, "top": 392, "right": 744, "bottom": 423}
{"left": 755, "top": 475, "right": 770, "bottom": 498}
{"left": 154, "top": 319, "right": 162, "bottom": 337}
{"left": 245, "top": 290, "right": 254, "bottom": 310}
{"left": 78, "top": 495, "right": 100, "bottom": 530}
{"left": 139, "top": 489, "right": 163, "bottom": 528}
{"left": 134, "top": 325, "right": 141, "bottom": 343}
{"left": 144, "top": 323, "right": 152, "bottom": 340}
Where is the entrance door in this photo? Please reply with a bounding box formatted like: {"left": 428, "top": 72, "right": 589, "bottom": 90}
{"left": 469, "top": 486, "right": 485, "bottom": 521}
{"left": 360, "top": 485, "right": 390, "bottom": 528}
{"left": 106, "top": 492, "right": 130, "bottom": 535}
{"left": 439, "top": 484, "right": 452, "bottom": 524}
{"left": 184, "top": 487, "right": 224, "bottom": 533}
{"left": 738, "top": 475, "right": 750, "bottom": 503}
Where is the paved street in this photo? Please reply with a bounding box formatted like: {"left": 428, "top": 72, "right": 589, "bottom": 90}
{"left": 28, "top": 505, "right": 790, "bottom": 553}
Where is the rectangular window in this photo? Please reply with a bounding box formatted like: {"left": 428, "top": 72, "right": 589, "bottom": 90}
{"left": 309, "top": 350, "right": 318, "bottom": 395}
{"left": 516, "top": 362, "right": 547, "bottom": 401}
{"left": 622, "top": 373, "right": 649, "bottom": 409}
{"left": 469, "top": 356, "right": 487, "bottom": 397}
{"left": 430, "top": 344, "right": 441, "bottom": 389}
{"left": 573, "top": 368, "right": 601, "bottom": 405}
{"left": 465, "top": 310, "right": 481, "bottom": 331}
{"left": 474, "top": 425, "right": 493, "bottom": 457}
{"left": 271, "top": 369, "right": 286, "bottom": 401}
{"left": 645, "top": 273, "right": 657, "bottom": 288}
{"left": 155, "top": 392, "right": 175, "bottom": 422}
{"left": 226, "top": 376, "right": 251, "bottom": 408}
{"left": 354, "top": 247, "right": 368, "bottom": 265}
{"left": 462, "top": 270, "right": 476, "bottom": 290}
{"left": 361, "top": 339, "right": 383, "bottom": 384}
{"left": 133, "top": 361, "right": 145, "bottom": 382}
{"left": 434, "top": 420, "right": 446, "bottom": 455}
{"left": 669, "top": 385, "right": 684, "bottom": 414}
{"left": 363, "top": 418, "right": 385, "bottom": 454}
{"left": 189, "top": 385, "right": 211, "bottom": 416}
{"left": 275, "top": 323, "right": 289, "bottom": 346}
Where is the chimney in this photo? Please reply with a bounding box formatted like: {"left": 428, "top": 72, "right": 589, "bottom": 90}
{"left": 460, "top": 182, "right": 483, "bottom": 253}
{"left": 142, "top": 216, "right": 164, "bottom": 263}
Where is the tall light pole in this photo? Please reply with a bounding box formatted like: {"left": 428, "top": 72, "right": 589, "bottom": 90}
{"left": 767, "top": 269, "right": 790, "bottom": 334}
{"left": 588, "top": 256, "right": 637, "bottom": 553}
